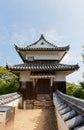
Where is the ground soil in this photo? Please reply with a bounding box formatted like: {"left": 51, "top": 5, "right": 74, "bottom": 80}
{"left": 14, "top": 108, "right": 58, "bottom": 130}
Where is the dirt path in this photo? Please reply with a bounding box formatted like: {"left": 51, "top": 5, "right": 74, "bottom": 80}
{"left": 14, "top": 108, "right": 57, "bottom": 130}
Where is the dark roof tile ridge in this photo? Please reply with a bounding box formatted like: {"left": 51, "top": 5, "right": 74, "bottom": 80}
{"left": 25, "top": 34, "right": 57, "bottom": 48}
{"left": 14, "top": 36, "right": 70, "bottom": 51}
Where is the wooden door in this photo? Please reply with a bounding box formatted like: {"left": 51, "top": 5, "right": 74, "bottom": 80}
{"left": 36, "top": 79, "right": 50, "bottom": 94}
{"left": 26, "top": 82, "right": 33, "bottom": 99}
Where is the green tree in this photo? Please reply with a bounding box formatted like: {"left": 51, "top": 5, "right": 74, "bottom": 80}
{"left": 0, "top": 66, "right": 19, "bottom": 95}
{"left": 66, "top": 82, "right": 84, "bottom": 99}
{"left": 66, "top": 46, "right": 84, "bottom": 99}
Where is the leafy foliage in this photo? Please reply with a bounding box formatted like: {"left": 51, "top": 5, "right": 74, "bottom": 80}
{"left": 0, "top": 66, "right": 19, "bottom": 95}
{"left": 82, "top": 45, "right": 84, "bottom": 63}
{"left": 66, "top": 46, "right": 84, "bottom": 99}
{"left": 66, "top": 82, "right": 84, "bottom": 99}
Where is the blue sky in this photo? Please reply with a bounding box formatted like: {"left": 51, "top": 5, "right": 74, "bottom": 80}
{"left": 0, "top": 0, "right": 84, "bottom": 84}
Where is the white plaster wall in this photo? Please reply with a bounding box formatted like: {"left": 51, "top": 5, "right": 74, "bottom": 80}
{"left": 3, "top": 97, "right": 22, "bottom": 109}
{"left": 29, "top": 39, "right": 55, "bottom": 48}
{"left": 26, "top": 53, "right": 59, "bottom": 60}
{"left": 20, "top": 71, "right": 32, "bottom": 82}
{"left": 26, "top": 50, "right": 65, "bottom": 61}
{"left": 20, "top": 71, "right": 66, "bottom": 82}
{"left": 54, "top": 73, "right": 66, "bottom": 81}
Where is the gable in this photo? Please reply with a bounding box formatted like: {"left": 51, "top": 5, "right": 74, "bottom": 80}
{"left": 26, "top": 35, "right": 56, "bottom": 49}
{"left": 15, "top": 35, "right": 69, "bottom": 62}
{"left": 29, "top": 39, "right": 56, "bottom": 49}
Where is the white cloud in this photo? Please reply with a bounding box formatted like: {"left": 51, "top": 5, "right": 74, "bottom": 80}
{"left": 10, "top": 28, "right": 62, "bottom": 46}
{"left": 44, "top": 29, "right": 62, "bottom": 44}
{"left": 0, "top": 26, "right": 10, "bottom": 45}
{"left": 0, "top": 55, "right": 7, "bottom": 66}
{"left": 61, "top": 50, "right": 81, "bottom": 64}
{"left": 10, "top": 27, "right": 37, "bottom": 46}
{"left": 10, "top": 32, "right": 28, "bottom": 46}
{"left": 0, "top": 26, "right": 63, "bottom": 47}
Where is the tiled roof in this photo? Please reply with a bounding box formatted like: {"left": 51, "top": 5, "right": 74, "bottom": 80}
{"left": 0, "top": 92, "right": 22, "bottom": 105}
{"left": 7, "top": 63, "right": 79, "bottom": 71}
{"left": 26, "top": 34, "right": 57, "bottom": 48}
{"left": 15, "top": 45, "right": 70, "bottom": 51}
{"left": 53, "top": 91, "right": 84, "bottom": 130}
{"left": 14, "top": 34, "right": 70, "bottom": 51}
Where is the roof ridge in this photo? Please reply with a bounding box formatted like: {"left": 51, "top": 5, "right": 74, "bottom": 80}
{"left": 26, "top": 34, "right": 57, "bottom": 48}
{"left": 7, "top": 63, "right": 79, "bottom": 68}
{"left": 14, "top": 35, "right": 70, "bottom": 51}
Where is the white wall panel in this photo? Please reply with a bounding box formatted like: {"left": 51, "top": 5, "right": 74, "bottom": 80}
{"left": 29, "top": 39, "right": 55, "bottom": 48}
{"left": 26, "top": 53, "right": 59, "bottom": 60}
{"left": 54, "top": 73, "right": 66, "bottom": 81}
{"left": 20, "top": 71, "right": 32, "bottom": 81}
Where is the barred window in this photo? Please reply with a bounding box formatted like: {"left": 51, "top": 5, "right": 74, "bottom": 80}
{"left": 27, "top": 56, "right": 34, "bottom": 61}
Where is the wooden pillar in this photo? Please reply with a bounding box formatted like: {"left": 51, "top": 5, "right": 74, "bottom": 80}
{"left": 33, "top": 79, "right": 36, "bottom": 99}
{"left": 50, "top": 78, "right": 53, "bottom": 99}
{"left": 35, "top": 79, "right": 38, "bottom": 99}
{"left": 21, "top": 82, "right": 27, "bottom": 100}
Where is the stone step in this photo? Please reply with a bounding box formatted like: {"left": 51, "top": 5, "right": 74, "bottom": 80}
{"left": 34, "top": 100, "right": 53, "bottom": 103}
{"left": 33, "top": 105, "right": 54, "bottom": 109}
{"left": 25, "top": 99, "right": 54, "bottom": 109}
{"left": 37, "top": 94, "right": 51, "bottom": 100}
{"left": 34, "top": 100, "right": 54, "bottom": 109}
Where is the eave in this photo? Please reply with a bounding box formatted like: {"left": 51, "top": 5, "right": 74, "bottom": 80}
{"left": 7, "top": 63, "right": 79, "bottom": 72}
{"left": 14, "top": 45, "right": 69, "bottom": 62}
{"left": 15, "top": 45, "right": 70, "bottom": 51}
{"left": 14, "top": 34, "right": 70, "bottom": 62}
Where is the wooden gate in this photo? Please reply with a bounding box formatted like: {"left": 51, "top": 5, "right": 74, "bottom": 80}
{"left": 26, "top": 82, "right": 33, "bottom": 99}
{"left": 36, "top": 79, "right": 50, "bottom": 94}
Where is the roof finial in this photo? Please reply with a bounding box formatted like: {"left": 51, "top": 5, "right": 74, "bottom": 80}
{"left": 14, "top": 44, "right": 18, "bottom": 50}
{"left": 39, "top": 34, "right": 45, "bottom": 40}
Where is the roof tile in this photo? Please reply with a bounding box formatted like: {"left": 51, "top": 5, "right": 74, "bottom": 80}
{"left": 7, "top": 63, "right": 79, "bottom": 71}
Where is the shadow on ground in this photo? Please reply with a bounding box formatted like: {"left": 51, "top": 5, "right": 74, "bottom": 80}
{"left": 33, "top": 108, "right": 57, "bottom": 130}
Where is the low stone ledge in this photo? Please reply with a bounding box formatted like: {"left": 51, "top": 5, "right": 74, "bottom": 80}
{"left": 53, "top": 91, "right": 84, "bottom": 130}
